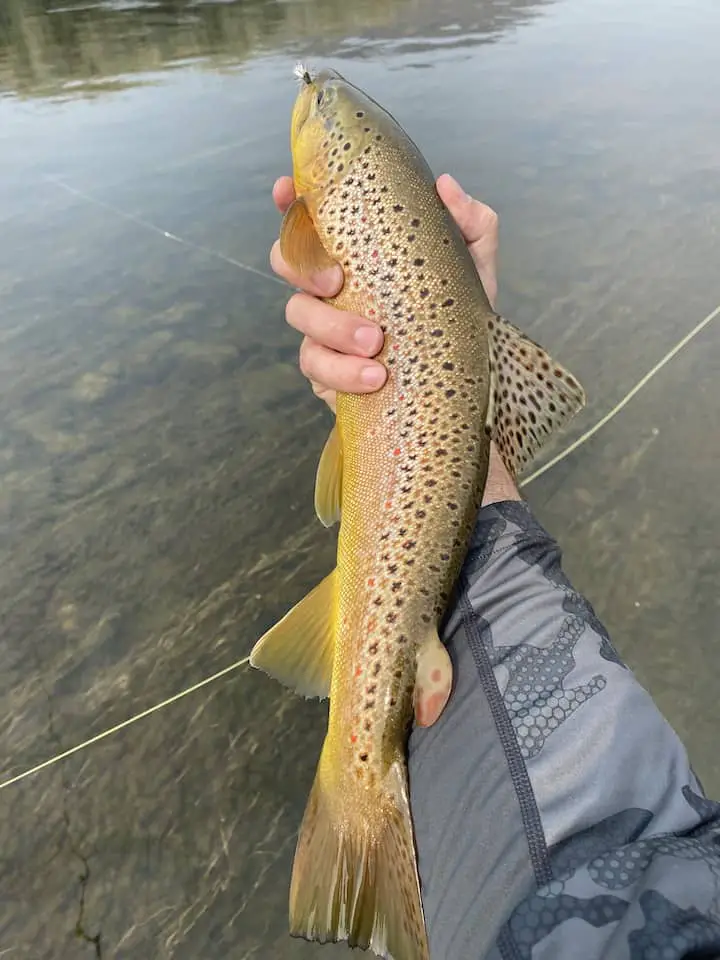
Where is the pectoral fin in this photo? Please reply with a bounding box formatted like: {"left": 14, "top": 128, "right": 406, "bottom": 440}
{"left": 487, "top": 315, "right": 587, "bottom": 478}
{"left": 280, "top": 196, "right": 337, "bottom": 275}
{"left": 249, "top": 570, "right": 336, "bottom": 699}
{"left": 414, "top": 628, "right": 453, "bottom": 727}
{"left": 314, "top": 423, "right": 343, "bottom": 527}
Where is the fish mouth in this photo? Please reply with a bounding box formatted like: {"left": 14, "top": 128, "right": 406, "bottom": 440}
{"left": 290, "top": 64, "right": 319, "bottom": 145}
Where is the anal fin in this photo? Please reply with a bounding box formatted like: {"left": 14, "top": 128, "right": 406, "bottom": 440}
{"left": 487, "top": 315, "right": 587, "bottom": 478}
{"left": 249, "top": 570, "right": 335, "bottom": 699}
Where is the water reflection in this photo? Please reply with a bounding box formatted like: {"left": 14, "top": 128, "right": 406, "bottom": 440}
{"left": 0, "top": 0, "right": 552, "bottom": 99}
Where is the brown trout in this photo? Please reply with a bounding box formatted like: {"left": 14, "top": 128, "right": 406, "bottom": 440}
{"left": 250, "top": 64, "right": 586, "bottom": 960}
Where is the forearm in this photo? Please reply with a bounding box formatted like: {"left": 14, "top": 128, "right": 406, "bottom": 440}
{"left": 481, "top": 442, "right": 523, "bottom": 508}
{"left": 408, "top": 498, "right": 720, "bottom": 960}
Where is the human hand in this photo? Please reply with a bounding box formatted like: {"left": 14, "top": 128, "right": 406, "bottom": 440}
{"left": 270, "top": 173, "right": 499, "bottom": 414}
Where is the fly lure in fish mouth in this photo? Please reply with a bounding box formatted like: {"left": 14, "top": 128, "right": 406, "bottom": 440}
{"left": 293, "top": 62, "right": 314, "bottom": 85}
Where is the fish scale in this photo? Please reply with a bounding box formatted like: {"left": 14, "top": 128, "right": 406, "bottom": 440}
{"left": 249, "top": 65, "right": 587, "bottom": 960}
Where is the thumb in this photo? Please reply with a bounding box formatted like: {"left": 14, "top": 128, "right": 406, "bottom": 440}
{"left": 436, "top": 173, "right": 498, "bottom": 247}
{"left": 436, "top": 173, "right": 499, "bottom": 308}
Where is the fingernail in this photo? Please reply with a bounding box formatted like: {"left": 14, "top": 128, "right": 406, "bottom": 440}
{"left": 354, "top": 325, "right": 381, "bottom": 353}
{"left": 312, "top": 264, "right": 343, "bottom": 293}
{"left": 360, "top": 365, "right": 386, "bottom": 387}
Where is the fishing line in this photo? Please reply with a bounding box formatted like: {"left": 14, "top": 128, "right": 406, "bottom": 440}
{"left": 0, "top": 657, "right": 249, "bottom": 791}
{"left": 521, "top": 300, "right": 720, "bottom": 486}
{"left": 45, "top": 177, "right": 285, "bottom": 286}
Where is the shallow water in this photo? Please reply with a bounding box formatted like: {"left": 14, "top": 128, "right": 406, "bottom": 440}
{"left": 0, "top": 0, "right": 718, "bottom": 955}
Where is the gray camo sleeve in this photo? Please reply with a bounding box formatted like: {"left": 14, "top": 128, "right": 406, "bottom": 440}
{"left": 408, "top": 500, "right": 720, "bottom": 960}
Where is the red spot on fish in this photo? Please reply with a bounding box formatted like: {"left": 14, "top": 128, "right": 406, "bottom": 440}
{"left": 367, "top": 577, "right": 375, "bottom": 587}
{"left": 355, "top": 665, "right": 362, "bottom": 678}
{"left": 431, "top": 668, "right": 442, "bottom": 683}
{"left": 368, "top": 308, "right": 376, "bottom": 316}
{"left": 372, "top": 249, "right": 379, "bottom": 258}
{"left": 361, "top": 216, "right": 367, "bottom": 223}
{"left": 399, "top": 394, "right": 405, "bottom": 401}
{"left": 393, "top": 447, "right": 401, "bottom": 456}
{"left": 392, "top": 343, "right": 399, "bottom": 350}
{"left": 385, "top": 501, "right": 392, "bottom": 509}
{"left": 351, "top": 733, "right": 357, "bottom": 743}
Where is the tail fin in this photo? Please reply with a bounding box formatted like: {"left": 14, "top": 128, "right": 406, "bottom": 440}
{"left": 289, "top": 754, "right": 429, "bottom": 960}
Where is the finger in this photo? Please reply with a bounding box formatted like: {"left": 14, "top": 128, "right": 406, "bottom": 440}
{"left": 436, "top": 173, "right": 499, "bottom": 255}
{"left": 299, "top": 338, "right": 387, "bottom": 394}
{"left": 436, "top": 173, "right": 499, "bottom": 308}
{"left": 270, "top": 239, "right": 344, "bottom": 298}
{"left": 287, "top": 293, "right": 383, "bottom": 357}
{"left": 273, "top": 176, "right": 295, "bottom": 214}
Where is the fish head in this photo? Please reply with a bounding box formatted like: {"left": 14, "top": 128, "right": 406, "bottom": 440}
{"left": 290, "top": 64, "right": 379, "bottom": 196}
